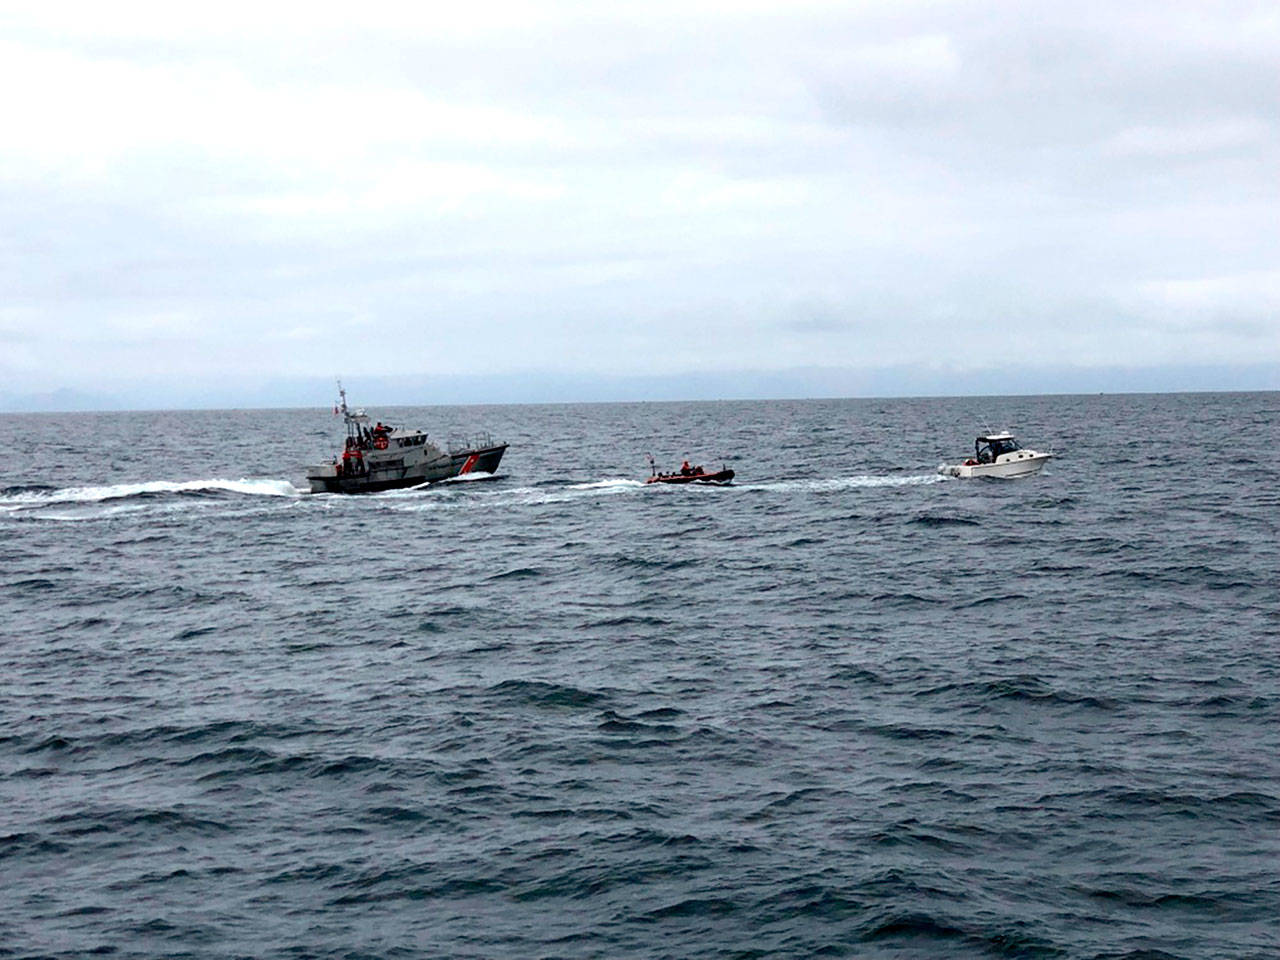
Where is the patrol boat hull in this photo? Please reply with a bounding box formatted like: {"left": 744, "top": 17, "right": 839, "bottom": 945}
{"left": 307, "top": 443, "right": 507, "bottom": 494}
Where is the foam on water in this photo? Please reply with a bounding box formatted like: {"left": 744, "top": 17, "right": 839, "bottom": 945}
{"left": 3, "top": 473, "right": 938, "bottom": 520}
{"left": 0, "top": 477, "right": 304, "bottom": 512}
{"left": 740, "top": 473, "right": 945, "bottom": 493}
{"left": 567, "top": 478, "right": 647, "bottom": 490}
{"left": 390, "top": 479, "right": 648, "bottom": 512}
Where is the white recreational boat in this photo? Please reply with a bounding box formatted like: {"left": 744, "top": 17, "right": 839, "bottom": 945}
{"left": 938, "top": 432, "right": 1052, "bottom": 479}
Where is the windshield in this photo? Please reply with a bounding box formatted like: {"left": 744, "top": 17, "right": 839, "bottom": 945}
{"left": 977, "top": 438, "right": 1021, "bottom": 462}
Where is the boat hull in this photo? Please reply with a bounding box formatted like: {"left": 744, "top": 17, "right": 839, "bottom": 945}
{"left": 646, "top": 469, "right": 735, "bottom": 485}
{"left": 939, "top": 452, "right": 1051, "bottom": 479}
{"left": 307, "top": 444, "right": 507, "bottom": 494}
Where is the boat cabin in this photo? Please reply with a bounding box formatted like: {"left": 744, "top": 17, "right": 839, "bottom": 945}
{"left": 975, "top": 433, "right": 1021, "bottom": 464}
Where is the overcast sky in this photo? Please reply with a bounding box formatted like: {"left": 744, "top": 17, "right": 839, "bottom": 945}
{"left": 1, "top": 1, "right": 1277, "bottom": 407}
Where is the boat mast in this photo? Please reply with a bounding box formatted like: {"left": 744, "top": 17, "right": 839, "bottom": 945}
{"left": 337, "top": 378, "right": 360, "bottom": 443}
{"left": 336, "top": 378, "right": 350, "bottom": 419}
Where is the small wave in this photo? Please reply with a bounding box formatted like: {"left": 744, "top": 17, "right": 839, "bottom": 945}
{"left": 329, "top": 874, "right": 505, "bottom": 907}
{"left": 0, "top": 832, "right": 71, "bottom": 861}
{"left": 43, "top": 806, "right": 231, "bottom": 838}
{"left": 24, "top": 734, "right": 75, "bottom": 753}
{"left": 828, "top": 666, "right": 888, "bottom": 685}
{"left": 1054, "top": 786, "right": 1280, "bottom": 815}
{"left": 866, "top": 722, "right": 958, "bottom": 741}
{"left": 585, "top": 613, "right": 671, "bottom": 628}
{"left": 639, "top": 897, "right": 738, "bottom": 921}
{"left": 179, "top": 746, "right": 278, "bottom": 770}
{"left": 486, "top": 566, "right": 544, "bottom": 581}
{"left": 871, "top": 592, "right": 942, "bottom": 606}
{"left": 868, "top": 821, "right": 974, "bottom": 853}
{"left": 1083, "top": 886, "right": 1232, "bottom": 911}
{"left": 862, "top": 911, "right": 967, "bottom": 943}
{"left": 487, "top": 679, "right": 607, "bottom": 709}
{"left": 744, "top": 787, "right": 836, "bottom": 821}
{"left": 309, "top": 755, "right": 385, "bottom": 778}
{"left": 612, "top": 555, "right": 696, "bottom": 572}
{"left": 361, "top": 805, "right": 436, "bottom": 824}
{"left": 11, "top": 577, "right": 59, "bottom": 594}
{"left": 956, "top": 593, "right": 1031, "bottom": 608}
{"left": 917, "top": 676, "right": 1119, "bottom": 711}
{"left": 597, "top": 718, "right": 682, "bottom": 735}
{"left": 860, "top": 911, "right": 1062, "bottom": 956}
{"left": 637, "top": 707, "right": 684, "bottom": 719}
{"left": 911, "top": 514, "right": 980, "bottom": 527}
{"left": 753, "top": 884, "right": 865, "bottom": 922}
{"left": 597, "top": 709, "right": 683, "bottom": 735}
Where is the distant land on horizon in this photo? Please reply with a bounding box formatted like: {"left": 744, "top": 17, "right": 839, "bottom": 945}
{"left": 2, "top": 364, "right": 1277, "bottom": 413}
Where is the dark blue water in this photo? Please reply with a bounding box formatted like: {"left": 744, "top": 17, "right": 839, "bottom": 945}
{"left": 2, "top": 393, "right": 1277, "bottom": 959}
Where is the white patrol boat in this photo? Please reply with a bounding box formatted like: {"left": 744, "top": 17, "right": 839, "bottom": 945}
{"left": 939, "top": 432, "right": 1052, "bottom": 479}
{"left": 306, "top": 383, "right": 507, "bottom": 494}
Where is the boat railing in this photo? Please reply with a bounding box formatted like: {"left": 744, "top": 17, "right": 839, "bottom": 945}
{"left": 447, "top": 432, "right": 496, "bottom": 454}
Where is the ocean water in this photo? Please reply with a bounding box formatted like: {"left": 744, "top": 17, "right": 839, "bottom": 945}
{"left": 1, "top": 392, "right": 1277, "bottom": 960}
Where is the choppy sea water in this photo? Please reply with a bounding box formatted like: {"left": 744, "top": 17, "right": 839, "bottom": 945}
{"left": 2, "top": 393, "right": 1277, "bottom": 960}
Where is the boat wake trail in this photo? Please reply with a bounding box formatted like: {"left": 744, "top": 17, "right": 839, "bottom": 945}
{"left": 388, "top": 474, "right": 939, "bottom": 511}
{"left": 0, "top": 478, "right": 305, "bottom": 515}
{"left": 566, "top": 475, "right": 940, "bottom": 495}
{"left": 739, "top": 474, "right": 944, "bottom": 493}
{"left": 4, "top": 473, "right": 942, "bottom": 520}
{"left": 566, "top": 479, "right": 646, "bottom": 491}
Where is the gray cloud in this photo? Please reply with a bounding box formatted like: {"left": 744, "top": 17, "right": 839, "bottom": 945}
{"left": 0, "top": 1, "right": 1276, "bottom": 407}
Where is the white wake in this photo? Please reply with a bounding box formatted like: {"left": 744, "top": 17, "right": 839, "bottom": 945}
{"left": 0, "top": 478, "right": 305, "bottom": 510}
{"left": 736, "top": 474, "right": 944, "bottom": 493}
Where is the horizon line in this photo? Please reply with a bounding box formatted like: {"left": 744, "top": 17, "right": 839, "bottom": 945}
{"left": 2, "top": 384, "right": 1276, "bottom": 416}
